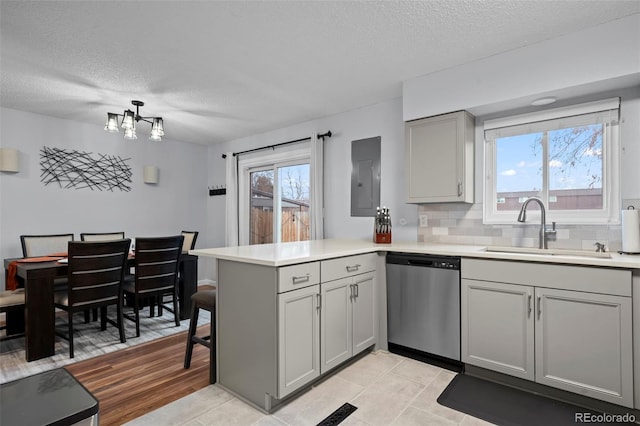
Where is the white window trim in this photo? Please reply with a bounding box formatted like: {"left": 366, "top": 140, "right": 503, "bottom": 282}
{"left": 238, "top": 144, "right": 311, "bottom": 245}
{"left": 483, "top": 99, "right": 621, "bottom": 225}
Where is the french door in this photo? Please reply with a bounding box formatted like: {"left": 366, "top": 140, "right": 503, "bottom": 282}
{"left": 239, "top": 149, "right": 311, "bottom": 245}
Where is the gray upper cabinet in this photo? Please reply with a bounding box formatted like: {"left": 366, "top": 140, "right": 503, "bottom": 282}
{"left": 405, "top": 111, "right": 474, "bottom": 203}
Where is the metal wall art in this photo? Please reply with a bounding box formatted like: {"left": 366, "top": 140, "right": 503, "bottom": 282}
{"left": 40, "top": 146, "right": 132, "bottom": 191}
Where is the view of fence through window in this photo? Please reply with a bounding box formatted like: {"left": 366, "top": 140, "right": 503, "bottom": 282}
{"left": 249, "top": 164, "right": 310, "bottom": 245}
{"left": 495, "top": 124, "right": 603, "bottom": 211}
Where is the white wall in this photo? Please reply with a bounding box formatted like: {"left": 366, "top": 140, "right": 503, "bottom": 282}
{"left": 203, "top": 97, "right": 417, "bottom": 280}
{"left": 0, "top": 108, "right": 208, "bottom": 289}
{"left": 403, "top": 14, "right": 640, "bottom": 121}
{"left": 207, "top": 97, "right": 416, "bottom": 244}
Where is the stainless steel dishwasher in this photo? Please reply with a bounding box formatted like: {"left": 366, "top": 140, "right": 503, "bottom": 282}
{"left": 386, "top": 252, "right": 461, "bottom": 364}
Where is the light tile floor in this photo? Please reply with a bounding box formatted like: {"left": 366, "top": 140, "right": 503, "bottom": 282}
{"left": 124, "top": 351, "right": 493, "bottom": 426}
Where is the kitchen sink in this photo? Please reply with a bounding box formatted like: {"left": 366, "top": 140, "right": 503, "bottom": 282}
{"left": 481, "top": 246, "right": 612, "bottom": 259}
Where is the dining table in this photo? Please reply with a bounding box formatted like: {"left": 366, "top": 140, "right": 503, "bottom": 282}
{"left": 3, "top": 253, "right": 198, "bottom": 362}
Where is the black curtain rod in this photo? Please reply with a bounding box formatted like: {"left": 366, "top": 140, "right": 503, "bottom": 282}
{"left": 222, "top": 131, "right": 332, "bottom": 158}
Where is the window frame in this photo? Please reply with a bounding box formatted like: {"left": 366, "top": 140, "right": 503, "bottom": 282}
{"left": 483, "top": 98, "right": 621, "bottom": 225}
{"left": 238, "top": 145, "right": 312, "bottom": 245}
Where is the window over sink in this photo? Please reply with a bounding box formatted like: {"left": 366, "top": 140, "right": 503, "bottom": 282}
{"left": 483, "top": 98, "right": 620, "bottom": 225}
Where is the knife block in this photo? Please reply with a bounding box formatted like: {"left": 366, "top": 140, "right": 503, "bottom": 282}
{"left": 375, "top": 232, "right": 392, "bottom": 244}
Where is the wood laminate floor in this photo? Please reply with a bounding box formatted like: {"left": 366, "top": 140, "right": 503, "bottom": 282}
{"left": 66, "top": 324, "right": 212, "bottom": 426}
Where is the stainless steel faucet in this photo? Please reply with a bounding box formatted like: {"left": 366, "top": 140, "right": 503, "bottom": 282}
{"left": 517, "top": 197, "right": 556, "bottom": 249}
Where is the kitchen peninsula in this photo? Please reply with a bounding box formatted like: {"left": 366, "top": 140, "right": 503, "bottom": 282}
{"left": 191, "top": 239, "right": 640, "bottom": 413}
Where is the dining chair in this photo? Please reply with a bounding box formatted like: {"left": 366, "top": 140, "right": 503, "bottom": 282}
{"left": 20, "top": 233, "right": 74, "bottom": 296}
{"left": 155, "top": 230, "right": 198, "bottom": 316}
{"left": 123, "top": 235, "right": 184, "bottom": 337}
{"left": 20, "top": 233, "right": 74, "bottom": 257}
{"left": 80, "top": 232, "right": 126, "bottom": 241}
{"left": 0, "top": 289, "right": 25, "bottom": 341}
{"left": 53, "top": 239, "right": 131, "bottom": 358}
{"left": 79, "top": 233, "right": 128, "bottom": 321}
{"left": 180, "top": 231, "right": 198, "bottom": 252}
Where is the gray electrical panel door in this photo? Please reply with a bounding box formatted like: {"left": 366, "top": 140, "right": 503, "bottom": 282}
{"left": 351, "top": 136, "right": 381, "bottom": 217}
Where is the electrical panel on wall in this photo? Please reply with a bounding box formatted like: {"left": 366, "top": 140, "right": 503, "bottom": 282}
{"left": 350, "top": 136, "right": 381, "bottom": 217}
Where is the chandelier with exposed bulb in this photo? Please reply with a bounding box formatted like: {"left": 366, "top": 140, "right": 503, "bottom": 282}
{"left": 104, "top": 100, "right": 164, "bottom": 141}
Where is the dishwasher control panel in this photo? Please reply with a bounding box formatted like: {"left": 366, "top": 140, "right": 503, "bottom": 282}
{"left": 386, "top": 252, "right": 460, "bottom": 270}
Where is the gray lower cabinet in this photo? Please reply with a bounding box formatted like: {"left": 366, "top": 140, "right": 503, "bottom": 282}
{"left": 217, "top": 255, "right": 377, "bottom": 413}
{"left": 277, "top": 284, "right": 320, "bottom": 398}
{"left": 320, "top": 271, "right": 376, "bottom": 374}
{"left": 535, "top": 287, "right": 632, "bottom": 406}
{"left": 461, "top": 259, "right": 633, "bottom": 408}
{"left": 461, "top": 279, "right": 534, "bottom": 380}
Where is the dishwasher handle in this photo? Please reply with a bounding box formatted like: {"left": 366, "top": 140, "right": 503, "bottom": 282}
{"left": 407, "top": 259, "right": 435, "bottom": 267}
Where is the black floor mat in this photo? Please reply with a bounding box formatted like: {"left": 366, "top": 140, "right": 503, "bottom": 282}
{"left": 437, "top": 374, "right": 633, "bottom": 426}
{"left": 316, "top": 402, "right": 358, "bottom": 426}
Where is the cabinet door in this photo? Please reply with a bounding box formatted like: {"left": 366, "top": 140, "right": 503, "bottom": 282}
{"left": 461, "top": 279, "right": 534, "bottom": 380}
{"left": 320, "top": 278, "right": 352, "bottom": 374}
{"left": 535, "top": 288, "right": 633, "bottom": 407}
{"left": 278, "top": 284, "right": 320, "bottom": 398}
{"left": 405, "top": 111, "right": 473, "bottom": 203}
{"left": 352, "top": 272, "right": 377, "bottom": 356}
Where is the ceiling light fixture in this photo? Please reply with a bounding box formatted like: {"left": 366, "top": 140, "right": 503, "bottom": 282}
{"left": 105, "top": 100, "right": 164, "bottom": 141}
{"left": 530, "top": 97, "right": 557, "bottom": 106}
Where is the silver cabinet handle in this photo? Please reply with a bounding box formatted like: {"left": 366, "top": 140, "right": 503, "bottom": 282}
{"left": 346, "top": 264, "right": 361, "bottom": 272}
{"left": 457, "top": 181, "right": 463, "bottom": 197}
{"left": 527, "top": 294, "right": 532, "bottom": 318}
{"left": 537, "top": 295, "right": 542, "bottom": 318}
{"left": 354, "top": 283, "right": 359, "bottom": 298}
{"left": 317, "top": 293, "right": 322, "bottom": 311}
{"left": 349, "top": 284, "right": 354, "bottom": 300}
{"left": 292, "top": 273, "right": 310, "bottom": 283}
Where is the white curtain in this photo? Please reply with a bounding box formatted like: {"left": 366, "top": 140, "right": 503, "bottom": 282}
{"left": 310, "top": 134, "right": 324, "bottom": 240}
{"left": 224, "top": 153, "right": 239, "bottom": 246}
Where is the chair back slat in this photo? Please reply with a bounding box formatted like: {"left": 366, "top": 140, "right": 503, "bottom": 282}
{"left": 134, "top": 236, "right": 184, "bottom": 294}
{"left": 20, "top": 234, "right": 74, "bottom": 257}
{"left": 67, "top": 239, "right": 130, "bottom": 307}
{"left": 80, "top": 232, "right": 126, "bottom": 242}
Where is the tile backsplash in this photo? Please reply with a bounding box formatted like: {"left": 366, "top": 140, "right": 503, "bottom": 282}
{"left": 417, "top": 203, "right": 623, "bottom": 253}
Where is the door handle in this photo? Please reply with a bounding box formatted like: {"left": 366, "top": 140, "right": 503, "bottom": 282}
{"left": 527, "top": 294, "right": 532, "bottom": 318}
{"left": 349, "top": 284, "right": 354, "bottom": 300}
{"left": 354, "top": 283, "right": 359, "bottom": 298}
{"left": 317, "top": 293, "right": 322, "bottom": 311}
{"left": 537, "top": 295, "right": 542, "bottom": 319}
{"left": 457, "top": 181, "right": 463, "bottom": 197}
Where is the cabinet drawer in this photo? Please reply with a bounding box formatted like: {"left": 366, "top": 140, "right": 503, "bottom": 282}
{"left": 461, "top": 258, "right": 631, "bottom": 297}
{"left": 278, "top": 262, "right": 320, "bottom": 293}
{"left": 321, "top": 253, "right": 377, "bottom": 283}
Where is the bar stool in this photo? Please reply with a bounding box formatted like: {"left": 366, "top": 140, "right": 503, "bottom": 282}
{"left": 184, "top": 289, "right": 216, "bottom": 384}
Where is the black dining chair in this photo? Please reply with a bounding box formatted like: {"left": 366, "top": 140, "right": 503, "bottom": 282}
{"left": 20, "top": 233, "right": 77, "bottom": 314}
{"left": 20, "top": 233, "right": 74, "bottom": 257}
{"left": 180, "top": 231, "right": 198, "bottom": 252}
{"left": 80, "top": 233, "right": 128, "bottom": 321}
{"left": 123, "top": 235, "right": 184, "bottom": 337}
{"left": 156, "top": 230, "right": 199, "bottom": 317}
{"left": 53, "top": 239, "right": 131, "bottom": 358}
{"left": 0, "top": 289, "right": 25, "bottom": 341}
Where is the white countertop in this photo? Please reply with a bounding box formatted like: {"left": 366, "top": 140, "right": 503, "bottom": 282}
{"left": 190, "top": 239, "right": 640, "bottom": 269}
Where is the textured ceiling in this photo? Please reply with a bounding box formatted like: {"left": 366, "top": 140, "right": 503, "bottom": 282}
{"left": 1, "top": 1, "right": 639, "bottom": 145}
